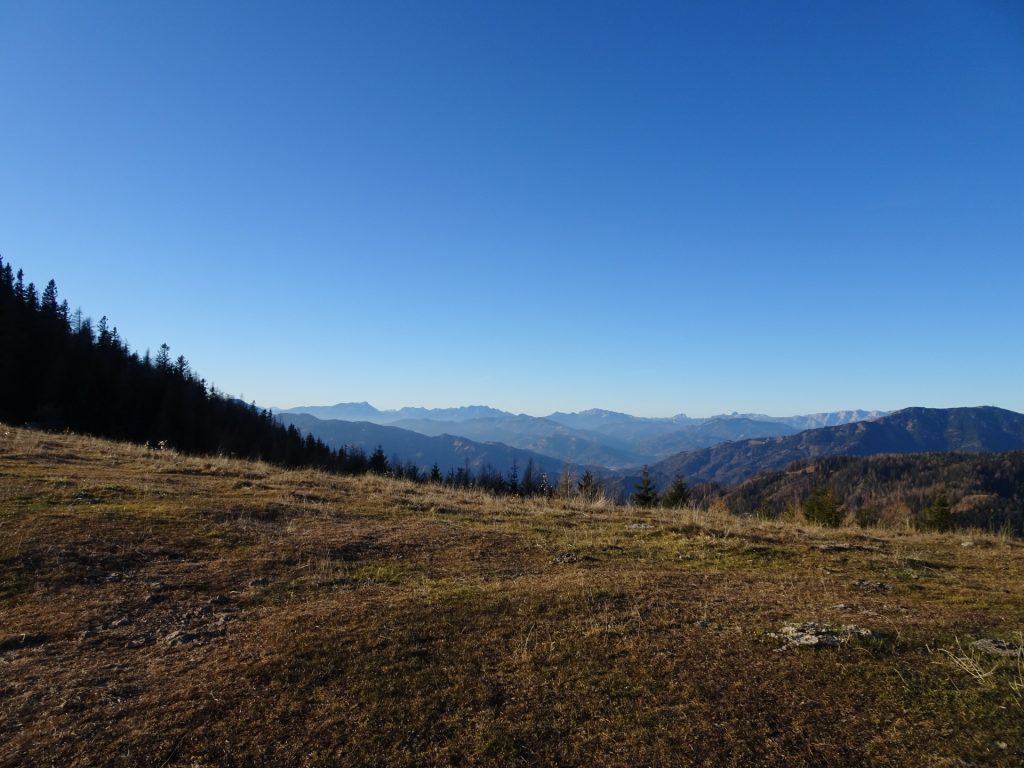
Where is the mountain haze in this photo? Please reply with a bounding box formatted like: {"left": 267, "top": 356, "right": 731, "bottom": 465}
{"left": 276, "top": 412, "right": 572, "bottom": 479}
{"left": 388, "top": 414, "right": 647, "bottom": 469}
{"left": 276, "top": 403, "right": 513, "bottom": 424}
{"left": 635, "top": 418, "right": 802, "bottom": 458}
{"left": 279, "top": 403, "right": 887, "bottom": 466}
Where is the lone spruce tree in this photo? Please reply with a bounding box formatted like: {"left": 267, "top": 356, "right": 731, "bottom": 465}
{"left": 803, "top": 485, "right": 843, "bottom": 527}
{"left": 577, "top": 469, "right": 601, "bottom": 502}
{"left": 631, "top": 466, "right": 659, "bottom": 508}
{"left": 661, "top": 475, "right": 691, "bottom": 508}
{"left": 368, "top": 445, "right": 390, "bottom": 475}
{"left": 921, "top": 487, "right": 953, "bottom": 531}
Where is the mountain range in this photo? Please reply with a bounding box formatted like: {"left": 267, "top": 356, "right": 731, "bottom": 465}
{"left": 275, "top": 403, "right": 888, "bottom": 468}
{"left": 276, "top": 403, "right": 1024, "bottom": 498}
{"left": 648, "top": 406, "right": 1024, "bottom": 488}
{"left": 276, "top": 412, "right": 572, "bottom": 480}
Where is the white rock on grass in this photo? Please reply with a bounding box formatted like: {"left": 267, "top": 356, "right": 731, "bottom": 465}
{"left": 770, "top": 622, "right": 872, "bottom": 650}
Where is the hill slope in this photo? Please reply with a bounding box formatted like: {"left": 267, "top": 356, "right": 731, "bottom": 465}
{"left": 2, "top": 426, "right": 1023, "bottom": 767}
{"left": 724, "top": 451, "right": 1024, "bottom": 533}
{"left": 652, "top": 406, "right": 1024, "bottom": 487}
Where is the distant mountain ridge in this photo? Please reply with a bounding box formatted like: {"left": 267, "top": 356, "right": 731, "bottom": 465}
{"left": 387, "top": 414, "right": 648, "bottom": 469}
{"left": 650, "top": 406, "right": 1024, "bottom": 488}
{"left": 276, "top": 412, "right": 574, "bottom": 480}
{"left": 714, "top": 410, "right": 888, "bottom": 431}
{"left": 276, "top": 402, "right": 888, "bottom": 467}
{"left": 275, "top": 403, "right": 511, "bottom": 424}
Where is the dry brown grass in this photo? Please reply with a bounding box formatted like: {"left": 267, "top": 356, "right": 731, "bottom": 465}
{"left": 2, "top": 425, "right": 1023, "bottom": 767}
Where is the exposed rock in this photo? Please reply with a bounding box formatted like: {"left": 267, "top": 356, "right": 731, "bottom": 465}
{"left": 164, "top": 628, "right": 225, "bottom": 646}
{"left": 819, "top": 543, "right": 879, "bottom": 553}
{"left": 771, "top": 623, "right": 872, "bottom": 649}
{"left": 164, "top": 630, "right": 199, "bottom": 645}
{"left": 554, "top": 552, "right": 580, "bottom": 564}
{"left": 971, "top": 638, "right": 1021, "bottom": 657}
{"left": 853, "top": 580, "right": 891, "bottom": 593}
{"left": 627, "top": 523, "right": 653, "bottom": 530}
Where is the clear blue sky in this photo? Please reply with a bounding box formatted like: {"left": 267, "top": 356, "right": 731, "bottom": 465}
{"left": 2, "top": 1, "right": 1022, "bottom": 417}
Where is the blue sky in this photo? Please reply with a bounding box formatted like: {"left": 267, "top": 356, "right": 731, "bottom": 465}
{"left": 2, "top": 1, "right": 1022, "bottom": 417}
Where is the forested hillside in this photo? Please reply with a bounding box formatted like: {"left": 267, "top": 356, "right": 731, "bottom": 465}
{"left": 723, "top": 451, "right": 1024, "bottom": 533}
{"left": 0, "top": 257, "right": 559, "bottom": 494}
{"left": 0, "top": 257, "right": 347, "bottom": 471}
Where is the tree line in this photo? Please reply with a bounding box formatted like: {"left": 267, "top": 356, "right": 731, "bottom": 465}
{"left": 722, "top": 451, "right": 1024, "bottom": 534}
{"left": 0, "top": 256, "right": 383, "bottom": 473}
{"left": 1, "top": 256, "right": 704, "bottom": 506}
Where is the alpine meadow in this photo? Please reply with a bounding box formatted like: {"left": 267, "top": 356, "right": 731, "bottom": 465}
{"left": 2, "top": 3, "right": 1023, "bottom": 767}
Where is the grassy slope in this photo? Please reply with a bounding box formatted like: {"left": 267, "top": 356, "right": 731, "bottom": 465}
{"left": 1, "top": 426, "right": 1022, "bottom": 767}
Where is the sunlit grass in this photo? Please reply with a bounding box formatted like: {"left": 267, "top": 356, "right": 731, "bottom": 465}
{"left": 1, "top": 425, "right": 1023, "bottom": 767}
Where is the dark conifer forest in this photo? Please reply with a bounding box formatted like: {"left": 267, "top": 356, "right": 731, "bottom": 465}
{"left": 0, "top": 257, "right": 550, "bottom": 493}
{"left": 0, "top": 256, "right": 360, "bottom": 472}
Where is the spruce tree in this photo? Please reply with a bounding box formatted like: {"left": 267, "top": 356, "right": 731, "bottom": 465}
{"left": 368, "top": 445, "right": 389, "bottom": 475}
{"left": 661, "top": 475, "right": 691, "bottom": 508}
{"left": 803, "top": 485, "right": 843, "bottom": 527}
{"left": 577, "top": 469, "right": 601, "bottom": 501}
{"left": 521, "top": 458, "right": 536, "bottom": 496}
{"left": 507, "top": 459, "right": 519, "bottom": 495}
{"left": 41, "top": 279, "right": 58, "bottom": 313}
{"left": 631, "top": 466, "right": 659, "bottom": 508}
{"left": 921, "top": 487, "right": 953, "bottom": 531}
{"left": 155, "top": 343, "right": 171, "bottom": 370}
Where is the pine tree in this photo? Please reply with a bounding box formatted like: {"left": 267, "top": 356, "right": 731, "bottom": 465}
{"left": 577, "top": 469, "right": 601, "bottom": 501}
{"left": 97, "top": 316, "right": 111, "bottom": 346}
{"left": 429, "top": 463, "right": 442, "bottom": 483}
{"left": 155, "top": 343, "right": 171, "bottom": 370}
{"left": 174, "top": 355, "right": 190, "bottom": 379}
{"left": 661, "top": 475, "right": 691, "bottom": 508}
{"left": 41, "top": 280, "right": 59, "bottom": 314}
{"left": 803, "top": 485, "right": 843, "bottom": 527}
{"left": 368, "top": 445, "right": 389, "bottom": 475}
{"left": 507, "top": 459, "right": 519, "bottom": 495}
{"left": 521, "top": 458, "right": 536, "bottom": 496}
{"left": 921, "top": 487, "right": 953, "bottom": 531}
{"left": 631, "top": 466, "right": 659, "bottom": 508}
